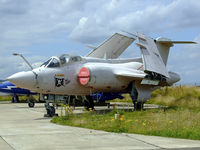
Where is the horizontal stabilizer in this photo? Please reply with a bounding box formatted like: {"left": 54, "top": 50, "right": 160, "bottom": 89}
{"left": 157, "top": 41, "right": 197, "bottom": 44}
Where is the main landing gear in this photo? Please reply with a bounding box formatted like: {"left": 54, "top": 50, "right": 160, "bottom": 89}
{"left": 83, "top": 96, "right": 94, "bottom": 110}
{"left": 12, "top": 94, "right": 19, "bottom": 103}
{"left": 129, "top": 82, "right": 144, "bottom": 111}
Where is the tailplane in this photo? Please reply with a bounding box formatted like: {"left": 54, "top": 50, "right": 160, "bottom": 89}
{"left": 155, "top": 38, "right": 196, "bottom": 65}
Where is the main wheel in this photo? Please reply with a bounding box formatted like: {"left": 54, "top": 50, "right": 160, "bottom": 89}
{"left": 134, "top": 102, "right": 144, "bottom": 111}
{"left": 84, "top": 96, "right": 94, "bottom": 110}
{"left": 12, "top": 95, "right": 19, "bottom": 103}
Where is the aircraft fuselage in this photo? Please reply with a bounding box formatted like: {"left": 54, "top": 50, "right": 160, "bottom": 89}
{"left": 7, "top": 56, "right": 180, "bottom": 96}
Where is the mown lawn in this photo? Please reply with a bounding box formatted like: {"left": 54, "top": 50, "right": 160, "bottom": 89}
{"left": 51, "top": 86, "right": 200, "bottom": 140}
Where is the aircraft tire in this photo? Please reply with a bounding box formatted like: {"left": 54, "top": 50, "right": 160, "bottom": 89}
{"left": 12, "top": 95, "right": 19, "bottom": 103}
{"left": 84, "top": 96, "right": 94, "bottom": 110}
{"left": 16, "top": 95, "right": 19, "bottom": 103}
{"left": 28, "top": 102, "right": 35, "bottom": 108}
{"left": 134, "top": 102, "right": 144, "bottom": 111}
{"left": 83, "top": 99, "right": 90, "bottom": 110}
{"left": 47, "top": 106, "right": 55, "bottom": 117}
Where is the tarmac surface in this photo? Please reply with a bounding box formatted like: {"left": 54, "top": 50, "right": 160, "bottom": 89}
{"left": 0, "top": 102, "right": 200, "bottom": 150}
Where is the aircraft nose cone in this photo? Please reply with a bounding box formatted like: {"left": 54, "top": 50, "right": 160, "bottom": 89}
{"left": 7, "top": 71, "right": 36, "bottom": 89}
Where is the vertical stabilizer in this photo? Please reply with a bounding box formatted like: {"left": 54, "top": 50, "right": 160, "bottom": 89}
{"left": 136, "top": 33, "right": 169, "bottom": 78}
{"left": 155, "top": 37, "right": 173, "bottom": 65}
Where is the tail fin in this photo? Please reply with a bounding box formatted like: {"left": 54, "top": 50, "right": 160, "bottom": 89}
{"left": 156, "top": 38, "right": 196, "bottom": 65}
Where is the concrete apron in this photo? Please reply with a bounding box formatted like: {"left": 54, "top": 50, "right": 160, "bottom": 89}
{"left": 0, "top": 103, "right": 200, "bottom": 150}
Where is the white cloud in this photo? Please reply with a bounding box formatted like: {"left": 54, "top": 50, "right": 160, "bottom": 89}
{"left": 0, "top": 0, "right": 90, "bottom": 50}
{"left": 69, "top": 0, "right": 200, "bottom": 43}
{"left": 0, "top": 54, "right": 48, "bottom": 79}
{"left": 0, "top": 0, "right": 200, "bottom": 85}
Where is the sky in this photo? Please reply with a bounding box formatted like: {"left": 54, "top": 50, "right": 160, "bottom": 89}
{"left": 0, "top": 0, "right": 200, "bottom": 85}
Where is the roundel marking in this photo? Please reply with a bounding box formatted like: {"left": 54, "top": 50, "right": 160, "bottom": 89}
{"left": 78, "top": 67, "right": 90, "bottom": 85}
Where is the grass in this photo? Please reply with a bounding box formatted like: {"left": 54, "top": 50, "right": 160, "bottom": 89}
{"left": 0, "top": 95, "right": 39, "bottom": 102}
{"left": 149, "top": 86, "right": 200, "bottom": 110}
{"left": 51, "top": 86, "right": 200, "bottom": 140}
{"left": 51, "top": 108, "right": 200, "bottom": 140}
{"left": 110, "top": 86, "right": 200, "bottom": 110}
{"left": 0, "top": 95, "right": 12, "bottom": 101}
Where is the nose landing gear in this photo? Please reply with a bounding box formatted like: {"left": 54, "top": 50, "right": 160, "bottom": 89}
{"left": 45, "top": 105, "right": 55, "bottom": 117}
{"left": 43, "top": 95, "right": 56, "bottom": 117}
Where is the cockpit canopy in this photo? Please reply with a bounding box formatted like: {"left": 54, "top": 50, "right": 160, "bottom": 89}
{"left": 41, "top": 54, "right": 83, "bottom": 68}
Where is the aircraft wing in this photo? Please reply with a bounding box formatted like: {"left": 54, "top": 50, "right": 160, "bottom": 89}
{"left": 0, "top": 92, "right": 10, "bottom": 96}
{"left": 0, "top": 80, "right": 6, "bottom": 84}
{"left": 136, "top": 32, "right": 170, "bottom": 78}
{"left": 87, "top": 33, "right": 135, "bottom": 59}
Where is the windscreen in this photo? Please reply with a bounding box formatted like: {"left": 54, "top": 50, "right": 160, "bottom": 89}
{"left": 40, "top": 59, "right": 51, "bottom": 67}
{"left": 47, "top": 58, "right": 60, "bottom": 68}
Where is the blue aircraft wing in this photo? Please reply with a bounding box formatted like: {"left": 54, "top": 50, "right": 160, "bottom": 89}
{"left": 0, "top": 81, "right": 36, "bottom": 95}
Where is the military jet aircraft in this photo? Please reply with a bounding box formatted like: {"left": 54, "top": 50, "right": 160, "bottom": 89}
{"left": 7, "top": 32, "right": 196, "bottom": 117}
{"left": 7, "top": 33, "right": 134, "bottom": 116}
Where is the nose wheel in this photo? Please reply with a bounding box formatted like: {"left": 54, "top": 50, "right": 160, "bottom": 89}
{"left": 45, "top": 106, "right": 55, "bottom": 117}
{"left": 44, "top": 104, "right": 56, "bottom": 117}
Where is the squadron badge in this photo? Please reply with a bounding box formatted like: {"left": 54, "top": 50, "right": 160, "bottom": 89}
{"left": 55, "top": 74, "right": 70, "bottom": 87}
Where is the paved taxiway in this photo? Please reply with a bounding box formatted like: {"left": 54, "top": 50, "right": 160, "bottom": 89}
{"left": 0, "top": 103, "right": 200, "bottom": 150}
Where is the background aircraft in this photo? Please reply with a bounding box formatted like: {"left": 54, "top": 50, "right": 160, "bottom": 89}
{"left": 7, "top": 32, "right": 196, "bottom": 117}
{"left": 0, "top": 81, "right": 37, "bottom": 107}
{"left": 0, "top": 80, "right": 9, "bottom": 96}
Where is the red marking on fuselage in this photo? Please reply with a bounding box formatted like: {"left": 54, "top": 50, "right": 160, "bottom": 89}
{"left": 78, "top": 67, "right": 90, "bottom": 85}
{"left": 137, "top": 65, "right": 144, "bottom": 70}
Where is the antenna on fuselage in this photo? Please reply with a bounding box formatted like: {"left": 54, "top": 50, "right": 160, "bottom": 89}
{"left": 13, "top": 53, "right": 33, "bottom": 70}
